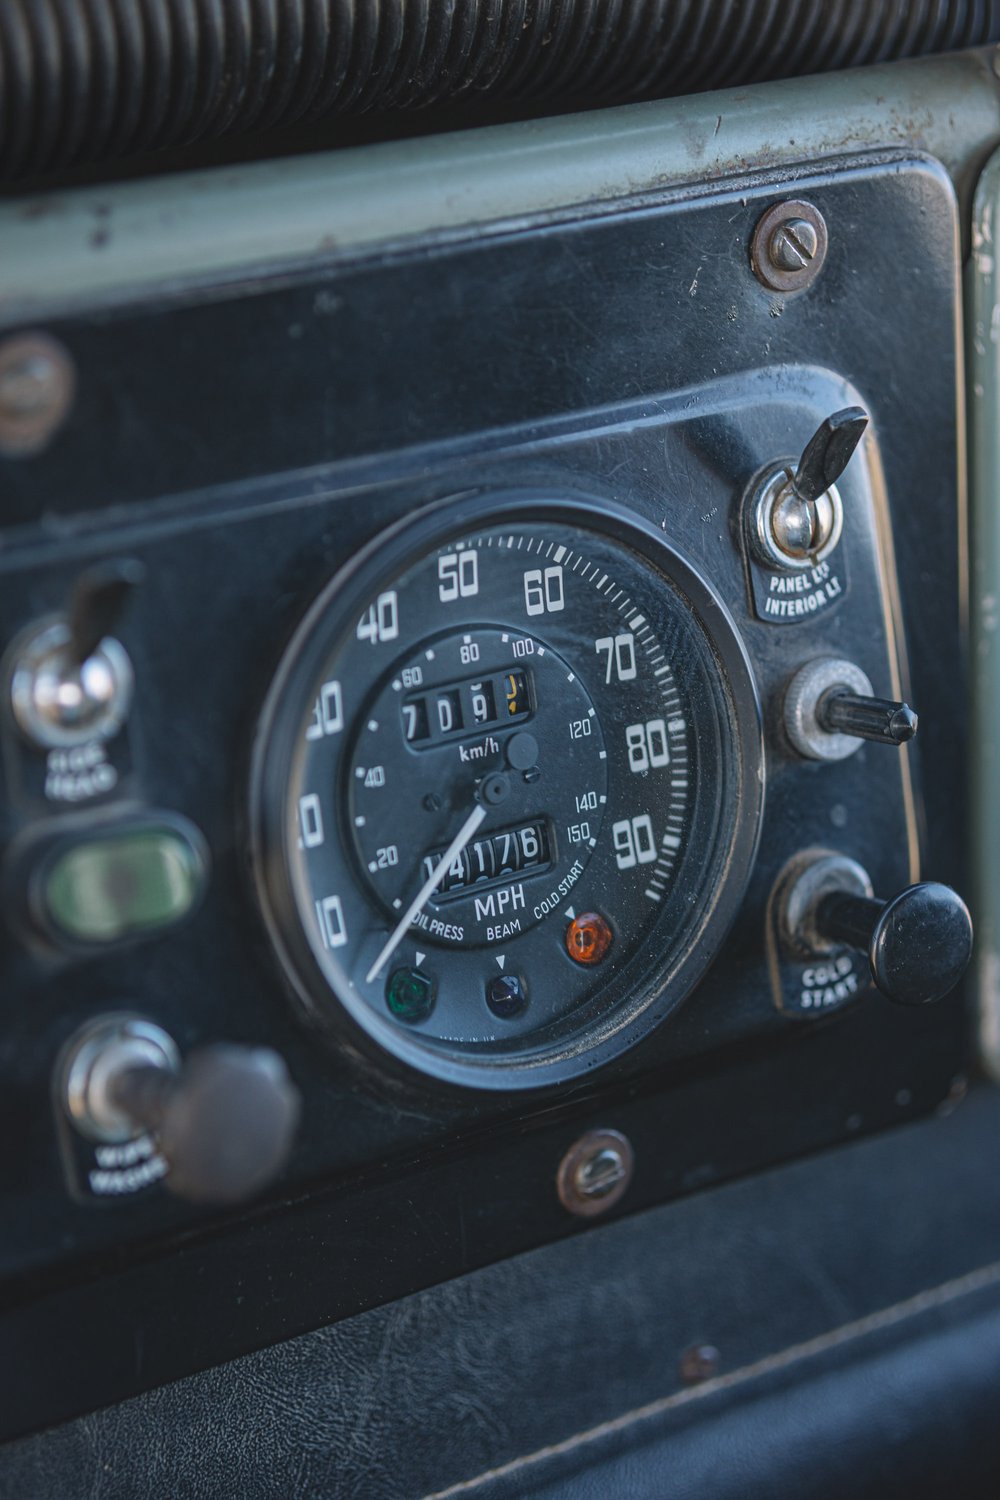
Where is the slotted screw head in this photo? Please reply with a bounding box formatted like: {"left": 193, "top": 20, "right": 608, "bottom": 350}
{"left": 556, "top": 1128, "right": 634, "bottom": 1217}
{"left": 769, "top": 218, "right": 819, "bottom": 271}
{"left": 0, "top": 333, "right": 75, "bottom": 456}
{"left": 751, "top": 200, "right": 828, "bottom": 293}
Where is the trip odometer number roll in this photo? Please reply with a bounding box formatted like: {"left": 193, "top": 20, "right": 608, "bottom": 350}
{"left": 250, "top": 495, "right": 763, "bottom": 1090}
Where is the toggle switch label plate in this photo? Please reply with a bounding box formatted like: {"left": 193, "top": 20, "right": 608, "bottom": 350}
{"left": 58, "top": 1125, "right": 169, "bottom": 1203}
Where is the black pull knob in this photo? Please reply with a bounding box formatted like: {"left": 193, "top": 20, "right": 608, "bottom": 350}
{"left": 792, "top": 406, "right": 869, "bottom": 506}
{"left": 817, "top": 690, "right": 918, "bottom": 747}
{"left": 815, "top": 882, "right": 972, "bottom": 1006}
{"left": 109, "top": 1043, "right": 301, "bottom": 1205}
{"left": 67, "top": 557, "right": 145, "bottom": 667}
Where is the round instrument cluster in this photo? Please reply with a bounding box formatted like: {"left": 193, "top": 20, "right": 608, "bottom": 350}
{"left": 250, "top": 495, "right": 763, "bottom": 1089}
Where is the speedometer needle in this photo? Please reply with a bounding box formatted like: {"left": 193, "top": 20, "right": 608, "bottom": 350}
{"left": 365, "top": 803, "right": 488, "bottom": 984}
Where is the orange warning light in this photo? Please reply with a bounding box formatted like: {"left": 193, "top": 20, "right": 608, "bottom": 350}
{"left": 565, "top": 911, "right": 613, "bottom": 966}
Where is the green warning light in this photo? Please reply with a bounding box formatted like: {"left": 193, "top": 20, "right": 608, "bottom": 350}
{"left": 385, "top": 966, "right": 435, "bottom": 1023}
{"left": 40, "top": 820, "right": 207, "bottom": 945}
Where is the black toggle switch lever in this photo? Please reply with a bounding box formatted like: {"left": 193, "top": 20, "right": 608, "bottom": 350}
{"left": 814, "top": 882, "right": 972, "bottom": 1007}
{"left": 66, "top": 557, "right": 145, "bottom": 668}
{"left": 817, "top": 689, "right": 918, "bottom": 747}
{"left": 9, "top": 556, "right": 145, "bottom": 749}
{"left": 750, "top": 406, "right": 869, "bottom": 569}
{"left": 791, "top": 406, "right": 869, "bottom": 507}
{"left": 62, "top": 1018, "right": 302, "bottom": 1205}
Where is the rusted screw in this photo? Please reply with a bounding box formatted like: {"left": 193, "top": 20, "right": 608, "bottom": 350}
{"left": 556, "top": 1128, "right": 634, "bottom": 1217}
{"left": 769, "top": 218, "right": 818, "bottom": 272}
{"left": 0, "top": 332, "right": 76, "bottom": 457}
{"left": 679, "top": 1344, "right": 721, "bottom": 1385}
{"left": 751, "top": 200, "right": 828, "bottom": 293}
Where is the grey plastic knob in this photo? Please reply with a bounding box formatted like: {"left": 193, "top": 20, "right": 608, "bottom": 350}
{"left": 63, "top": 1016, "right": 302, "bottom": 1206}
{"left": 110, "top": 1043, "right": 302, "bottom": 1205}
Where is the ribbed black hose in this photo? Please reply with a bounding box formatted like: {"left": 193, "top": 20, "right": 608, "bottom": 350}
{"left": 0, "top": 0, "right": 998, "bottom": 180}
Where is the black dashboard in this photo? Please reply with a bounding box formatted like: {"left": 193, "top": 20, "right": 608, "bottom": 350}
{"left": 2, "top": 8, "right": 1000, "bottom": 1498}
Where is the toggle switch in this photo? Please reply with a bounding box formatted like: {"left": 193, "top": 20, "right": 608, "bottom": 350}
{"left": 778, "top": 853, "right": 972, "bottom": 1007}
{"left": 784, "top": 658, "right": 917, "bottom": 760}
{"left": 8, "top": 558, "right": 143, "bottom": 750}
{"left": 62, "top": 1015, "right": 301, "bottom": 1205}
{"left": 817, "top": 691, "right": 917, "bottom": 747}
{"left": 749, "top": 406, "right": 868, "bottom": 572}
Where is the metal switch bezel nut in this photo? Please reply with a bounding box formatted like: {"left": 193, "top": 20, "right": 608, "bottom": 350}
{"left": 61, "top": 1014, "right": 180, "bottom": 1144}
{"left": 8, "top": 617, "right": 134, "bottom": 750}
{"left": 750, "top": 465, "right": 844, "bottom": 573}
{"left": 777, "top": 851, "right": 874, "bottom": 960}
{"left": 784, "top": 658, "right": 874, "bottom": 761}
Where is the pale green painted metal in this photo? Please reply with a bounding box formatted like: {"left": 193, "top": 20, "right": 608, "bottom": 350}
{"left": 969, "top": 147, "right": 1000, "bottom": 1078}
{"left": 0, "top": 49, "right": 999, "bottom": 319}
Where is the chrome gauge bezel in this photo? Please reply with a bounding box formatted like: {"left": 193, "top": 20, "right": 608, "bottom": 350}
{"left": 249, "top": 492, "right": 764, "bottom": 1091}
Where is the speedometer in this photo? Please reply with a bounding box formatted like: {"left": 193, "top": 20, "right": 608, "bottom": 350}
{"left": 250, "top": 495, "right": 763, "bottom": 1089}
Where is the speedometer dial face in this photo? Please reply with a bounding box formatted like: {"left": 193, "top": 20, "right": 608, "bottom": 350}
{"left": 251, "top": 495, "right": 763, "bottom": 1090}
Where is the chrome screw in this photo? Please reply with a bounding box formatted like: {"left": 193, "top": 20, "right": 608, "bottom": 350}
{"left": 0, "top": 332, "right": 76, "bottom": 456}
{"left": 751, "top": 200, "right": 828, "bottom": 293}
{"left": 679, "top": 1344, "right": 721, "bottom": 1385}
{"left": 556, "top": 1128, "right": 634, "bottom": 1217}
{"left": 769, "top": 217, "right": 819, "bottom": 272}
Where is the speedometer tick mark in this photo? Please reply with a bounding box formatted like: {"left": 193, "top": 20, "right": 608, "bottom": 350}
{"left": 554, "top": 546, "right": 567, "bottom": 563}
{"left": 567, "top": 672, "right": 575, "bottom": 682}
{"left": 599, "top": 750, "right": 607, "bottom": 759}
{"left": 392, "top": 680, "right": 402, "bottom": 691}
{"left": 354, "top": 816, "right": 366, "bottom": 827}
{"left": 368, "top": 719, "right": 378, "bottom": 731}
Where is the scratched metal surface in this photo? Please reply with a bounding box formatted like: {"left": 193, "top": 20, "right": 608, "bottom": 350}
{"left": 0, "top": 50, "right": 998, "bottom": 319}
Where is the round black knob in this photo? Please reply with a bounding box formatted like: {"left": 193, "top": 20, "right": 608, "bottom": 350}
{"left": 109, "top": 1042, "right": 301, "bottom": 1205}
{"left": 814, "top": 882, "right": 973, "bottom": 1006}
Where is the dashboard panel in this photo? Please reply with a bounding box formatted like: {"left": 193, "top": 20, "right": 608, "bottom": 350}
{"left": 0, "top": 136, "right": 973, "bottom": 1447}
